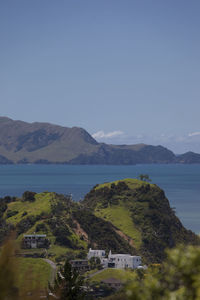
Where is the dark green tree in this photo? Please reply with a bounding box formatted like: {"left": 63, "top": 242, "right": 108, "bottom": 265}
{"left": 89, "top": 257, "right": 102, "bottom": 270}
{"left": 138, "top": 174, "right": 151, "bottom": 182}
{"left": 48, "top": 260, "right": 85, "bottom": 300}
{"left": 22, "top": 191, "right": 36, "bottom": 202}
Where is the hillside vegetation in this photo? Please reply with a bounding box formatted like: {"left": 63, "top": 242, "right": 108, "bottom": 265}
{"left": 83, "top": 179, "right": 199, "bottom": 263}
{"left": 0, "top": 179, "right": 199, "bottom": 265}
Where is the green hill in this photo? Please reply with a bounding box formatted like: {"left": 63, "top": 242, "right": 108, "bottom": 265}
{"left": 1, "top": 191, "right": 133, "bottom": 262}
{"left": 83, "top": 178, "right": 199, "bottom": 263}
{"left": 0, "top": 179, "right": 200, "bottom": 296}
{"left": 0, "top": 179, "right": 199, "bottom": 265}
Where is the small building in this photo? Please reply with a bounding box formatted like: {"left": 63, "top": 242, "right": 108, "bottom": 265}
{"left": 70, "top": 260, "right": 89, "bottom": 273}
{"left": 87, "top": 248, "right": 106, "bottom": 260}
{"left": 101, "top": 277, "right": 122, "bottom": 290}
{"left": 22, "top": 234, "right": 48, "bottom": 249}
{"left": 108, "top": 251, "right": 141, "bottom": 269}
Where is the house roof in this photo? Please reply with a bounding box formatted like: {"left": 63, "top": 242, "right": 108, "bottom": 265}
{"left": 101, "top": 277, "right": 122, "bottom": 284}
{"left": 23, "top": 234, "right": 46, "bottom": 237}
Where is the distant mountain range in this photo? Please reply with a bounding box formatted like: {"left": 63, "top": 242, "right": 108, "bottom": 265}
{"left": 0, "top": 117, "right": 200, "bottom": 164}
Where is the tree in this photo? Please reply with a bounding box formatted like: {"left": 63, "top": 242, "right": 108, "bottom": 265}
{"left": 0, "top": 235, "right": 42, "bottom": 300}
{"left": 22, "top": 191, "right": 36, "bottom": 202}
{"left": 138, "top": 174, "right": 151, "bottom": 182}
{"left": 89, "top": 257, "right": 102, "bottom": 270}
{"left": 0, "top": 238, "right": 19, "bottom": 300}
{"left": 126, "top": 245, "right": 200, "bottom": 300}
{"left": 48, "top": 260, "right": 85, "bottom": 300}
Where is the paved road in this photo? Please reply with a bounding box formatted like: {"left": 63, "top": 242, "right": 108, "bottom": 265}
{"left": 43, "top": 259, "right": 57, "bottom": 284}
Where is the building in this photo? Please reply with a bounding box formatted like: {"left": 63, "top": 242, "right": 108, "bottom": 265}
{"left": 70, "top": 260, "right": 89, "bottom": 273}
{"left": 108, "top": 250, "right": 141, "bottom": 269}
{"left": 101, "top": 278, "right": 122, "bottom": 290}
{"left": 22, "top": 234, "right": 48, "bottom": 249}
{"left": 87, "top": 248, "right": 106, "bottom": 260}
{"left": 87, "top": 248, "right": 142, "bottom": 270}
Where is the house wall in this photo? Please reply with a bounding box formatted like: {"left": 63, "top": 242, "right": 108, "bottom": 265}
{"left": 87, "top": 248, "right": 106, "bottom": 260}
{"left": 108, "top": 254, "right": 141, "bottom": 269}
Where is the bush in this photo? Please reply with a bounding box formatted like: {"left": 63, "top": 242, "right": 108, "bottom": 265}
{"left": 6, "top": 210, "right": 18, "bottom": 218}
{"left": 126, "top": 245, "right": 200, "bottom": 300}
{"left": 35, "top": 223, "right": 48, "bottom": 233}
{"left": 22, "top": 191, "right": 36, "bottom": 202}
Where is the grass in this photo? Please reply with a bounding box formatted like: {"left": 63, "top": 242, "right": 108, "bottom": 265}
{"left": 90, "top": 268, "right": 136, "bottom": 283}
{"left": 95, "top": 178, "right": 153, "bottom": 190}
{"left": 5, "top": 194, "right": 87, "bottom": 262}
{"left": 84, "top": 268, "right": 98, "bottom": 277}
{"left": 95, "top": 203, "right": 141, "bottom": 248}
{"left": 5, "top": 192, "right": 53, "bottom": 225}
{"left": 16, "top": 257, "right": 51, "bottom": 293}
{"left": 15, "top": 220, "right": 84, "bottom": 261}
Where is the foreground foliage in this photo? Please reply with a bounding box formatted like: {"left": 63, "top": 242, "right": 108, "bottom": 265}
{"left": 1, "top": 237, "right": 200, "bottom": 299}
{"left": 48, "top": 260, "right": 85, "bottom": 300}
{"left": 0, "top": 237, "right": 46, "bottom": 300}
{"left": 107, "top": 245, "right": 200, "bottom": 300}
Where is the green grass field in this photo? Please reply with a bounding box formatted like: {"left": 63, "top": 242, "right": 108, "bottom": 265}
{"left": 16, "top": 257, "right": 51, "bottom": 292}
{"left": 95, "top": 203, "right": 141, "bottom": 248}
{"left": 5, "top": 192, "right": 53, "bottom": 225}
{"left": 90, "top": 268, "right": 136, "bottom": 283}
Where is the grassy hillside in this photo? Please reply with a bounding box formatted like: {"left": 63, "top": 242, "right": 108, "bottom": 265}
{"left": 5, "top": 192, "right": 52, "bottom": 225}
{"left": 1, "top": 179, "right": 199, "bottom": 264}
{"left": 90, "top": 268, "right": 136, "bottom": 283}
{"left": 0, "top": 179, "right": 200, "bottom": 296}
{"left": 1, "top": 190, "right": 135, "bottom": 261}
{"left": 83, "top": 178, "right": 200, "bottom": 263}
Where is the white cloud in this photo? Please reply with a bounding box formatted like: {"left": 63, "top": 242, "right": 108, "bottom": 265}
{"left": 188, "top": 132, "right": 200, "bottom": 137}
{"left": 92, "top": 130, "right": 124, "bottom": 139}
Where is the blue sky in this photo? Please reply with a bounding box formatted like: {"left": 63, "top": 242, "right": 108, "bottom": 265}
{"left": 1, "top": 0, "right": 200, "bottom": 152}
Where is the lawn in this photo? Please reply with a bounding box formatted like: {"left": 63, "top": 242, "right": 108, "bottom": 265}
{"left": 16, "top": 257, "right": 51, "bottom": 293}
{"left": 90, "top": 268, "right": 136, "bottom": 283}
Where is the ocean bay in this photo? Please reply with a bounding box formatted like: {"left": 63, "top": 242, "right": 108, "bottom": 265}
{"left": 0, "top": 164, "right": 199, "bottom": 233}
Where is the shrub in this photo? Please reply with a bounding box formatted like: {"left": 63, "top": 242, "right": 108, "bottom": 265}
{"left": 6, "top": 210, "right": 18, "bottom": 218}
{"left": 22, "top": 191, "right": 36, "bottom": 202}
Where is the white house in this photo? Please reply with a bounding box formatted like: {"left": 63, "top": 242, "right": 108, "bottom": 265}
{"left": 108, "top": 251, "right": 141, "bottom": 269}
{"left": 87, "top": 248, "right": 106, "bottom": 260}
{"left": 87, "top": 248, "right": 142, "bottom": 269}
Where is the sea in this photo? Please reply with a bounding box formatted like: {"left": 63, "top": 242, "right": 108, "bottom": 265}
{"left": 0, "top": 164, "right": 199, "bottom": 234}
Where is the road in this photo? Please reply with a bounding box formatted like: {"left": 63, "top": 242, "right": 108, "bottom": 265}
{"left": 43, "top": 259, "right": 57, "bottom": 284}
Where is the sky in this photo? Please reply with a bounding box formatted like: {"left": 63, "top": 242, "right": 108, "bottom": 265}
{"left": 0, "top": 0, "right": 200, "bottom": 153}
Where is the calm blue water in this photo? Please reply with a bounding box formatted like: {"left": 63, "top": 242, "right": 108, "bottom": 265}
{"left": 0, "top": 164, "right": 199, "bottom": 233}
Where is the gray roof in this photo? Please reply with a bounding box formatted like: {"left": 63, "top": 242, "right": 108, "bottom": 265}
{"left": 101, "top": 277, "right": 122, "bottom": 284}
{"left": 24, "top": 234, "right": 46, "bottom": 237}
